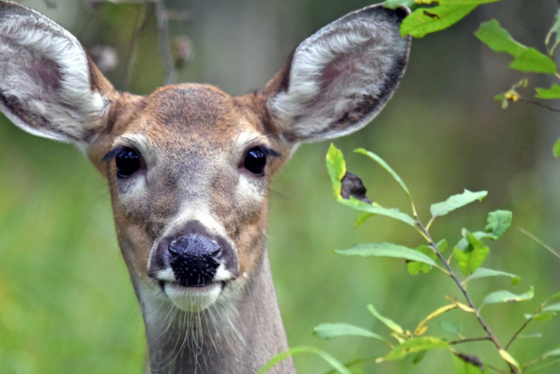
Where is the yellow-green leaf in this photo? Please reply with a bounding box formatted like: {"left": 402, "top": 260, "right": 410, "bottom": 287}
{"left": 326, "top": 143, "right": 346, "bottom": 197}
{"left": 414, "top": 304, "right": 457, "bottom": 335}
{"left": 377, "top": 337, "right": 449, "bottom": 362}
{"left": 368, "top": 304, "right": 404, "bottom": 335}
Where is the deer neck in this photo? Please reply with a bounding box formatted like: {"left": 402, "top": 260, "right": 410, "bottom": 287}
{"left": 137, "top": 248, "right": 294, "bottom": 374}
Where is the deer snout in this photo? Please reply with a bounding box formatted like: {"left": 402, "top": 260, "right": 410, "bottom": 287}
{"left": 168, "top": 234, "right": 221, "bottom": 287}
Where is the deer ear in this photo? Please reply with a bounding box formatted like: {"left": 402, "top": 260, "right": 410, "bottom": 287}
{"left": 262, "top": 5, "right": 411, "bottom": 145}
{"left": 0, "top": 1, "right": 116, "bottom": 145}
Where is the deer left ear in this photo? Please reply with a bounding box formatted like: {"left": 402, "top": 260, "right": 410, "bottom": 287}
{"left": 262, "top": 5, "right": 411, "bottom": 145}
{"left": 0, "top": 1, "right": 116, "bottom": 145}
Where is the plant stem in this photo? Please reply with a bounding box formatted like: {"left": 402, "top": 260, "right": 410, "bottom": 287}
{"left": 518, "top": 227, "right": 560, "bottom": 260}
{"left": 518, "top": 96, "right": 560, "bottom": 113}
{"left": 449, "top": 336, "right": 493, "bottom": 345}
{"left": 505, "top": 312, "right": 535, "bottom": 350}
{"left": 415, "top": 216, "right": 518, "bottom": 373}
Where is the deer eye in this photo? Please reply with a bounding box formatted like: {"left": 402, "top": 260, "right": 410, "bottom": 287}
{"left": 243, "top": 146, "right": 268, "bottom": 176}
{"left": 115, "top": 147, "right": 141, "bottom": 178}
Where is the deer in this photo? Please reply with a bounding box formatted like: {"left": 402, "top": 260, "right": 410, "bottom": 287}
{"left": 0, "top": 1, "right": 410, "bottom": 373}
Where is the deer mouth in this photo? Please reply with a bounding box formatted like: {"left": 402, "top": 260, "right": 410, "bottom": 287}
{"left": 161, "top": 280, "right": 227, "bottom": 311}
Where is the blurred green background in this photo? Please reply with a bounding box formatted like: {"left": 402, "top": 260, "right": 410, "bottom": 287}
{"left": 1, "top": 0, "right": 559, "bottom": 373}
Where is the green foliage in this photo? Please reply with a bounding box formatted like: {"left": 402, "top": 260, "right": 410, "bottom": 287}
{"left": 485, "top": 210, "right": 513, "bottom": 239}
{"left": 400, "top": 5, "right": 477, "bottom": 38}
{"left": 474, "top": 20, "right": 556, "bottom": 74}
{"left": 263, "top": 146, "right": 560, "bottom": 374}
{"left": 313, "top": 323, "right": 388, "bottom": 344}
{"left": 465, "top": 267, "right": 520, "bottom": 285}
{"left": 553, "top": 139, "right": 560, "bottom": 158}
{"left": 377, "top": 337, "right": 449, "bottom": 362}
{"left": 389, "top": 0, "right": 560, "bottom": 155}
{"left": 335, "top": 242, "right": 440, "bottom": 268}
{"left": 256, "top": 346, "right": 352, "bottom": 374}
{"left": 453, "top": 231, "right": 490, "bottom": 276}
{"left": 482, "top": 287, "right": 534, "bottom": 306}
{"left": 430, "top": 190, "right": 487, "bottom": 219}
{"left": 535, "top": 84, "right": 560, "bottom": 99}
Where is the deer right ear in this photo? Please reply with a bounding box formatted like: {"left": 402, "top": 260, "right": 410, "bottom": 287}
{"left": 0, "top": 1, "right": 116, "bottom": 145}
{"left": 262, "top": 5, "right": 411, "bottom": 146}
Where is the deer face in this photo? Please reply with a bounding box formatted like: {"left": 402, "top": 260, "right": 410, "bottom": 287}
{"left": 88, "top": 84, "right": 289, "bottom": 312}
{"left": 0, "top": 1, "right": 410, "bottom": 315}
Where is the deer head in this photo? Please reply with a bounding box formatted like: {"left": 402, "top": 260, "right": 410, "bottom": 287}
{"left": 0, "top": 1, "right": 410, "bottom": 372}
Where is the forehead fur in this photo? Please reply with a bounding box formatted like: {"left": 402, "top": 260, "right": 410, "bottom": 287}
{"left": 138, "top": 84, "right": 261, "bottom": 142}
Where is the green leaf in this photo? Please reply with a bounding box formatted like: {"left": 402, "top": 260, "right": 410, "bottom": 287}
{"left": 438, "top": 0, "right": 498, "bottom": 3}
{"left": 485, "top": 210, "right": 512, "bottom": 239}
{"left": 414, "top": 0, "right": 496, "bottom": 3}
{"left": 482, "top": 287, "right": 534, "bottom": 306}
{"left": 326, "top": 143, "right": 346, "bottom": 198}
{"left": 543, "top": 303, "right": 560, "bottom": 312}
{"left": 475, "top": 20, "right": 557, "bottom": 74}
{"left": 383, "top": 0, "right": 416, "bottom": 9}
{"left": 257, "top": 346, "right": 352, "bottom": 374}
{"left": 354, "top": 148, "right": 411, "bottom": 200}
{"left": 465, "top": 267, "right": 520, "bottom": 285}
{"left": 337, "top": 243, "right": 440, "bottom": 268}
{"left": 336, "top": 199, "right": 415, "bottom": 226}
{"left": 400, "top": 5, "right": 477, "bottom": 38}
{"left": 407, "top": 245, "right": 437, "bottom": 275}
{"left": 440, "top": 321, "right": 462, "bottom": 336}
{"left": 525, "top": 358, "right": 560, "bottom": 374}
{"left": 367, "top": 304, "right": 404, "bottom": 335}
{"left": 313, "top": 323, "right": 388, "bottom": 344}
{"left": 453, "top": 353, "right": 484, "bottom": 374}
{"left": 553, "top": 138, "right": 560, "bottom": 158}
{"left": 430, "top": 190, "right": 487, "bottom": 218}
{"left": 525, "top": 312, "right": 555, "bottom": 322}
{"left": 412, "top": 351, "right": 426, "bottom": 365}
{"left": 354, "top": 213, "right": 373, "bottom": 227}
{"left": 518, "top": 332, "right": 542, "bottom": 339}
{"left": 453, "top": 232, "right": 490, "bottom": 276}
{"left": 536, "top": 84, "right": 560, "bottom": 99}
{"left": 546, "top": 8, "right": 560, "bottom": 54}
{"left": 544, "top": 347, "right": 560, "bottom": 358}
{"left": 326, "top": 145, "right": 415, "bottom": 227}
{"left": 377, "top": 337, "right": 449, "bottom": 362}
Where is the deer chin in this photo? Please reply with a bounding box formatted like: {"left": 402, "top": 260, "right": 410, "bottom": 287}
{"left": 163, "top": 281, "right": 225, "bottom": 312}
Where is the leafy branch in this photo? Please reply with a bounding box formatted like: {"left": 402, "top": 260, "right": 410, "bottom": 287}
{"left": 385, "top": 0, "right": 560, "bottom": 157}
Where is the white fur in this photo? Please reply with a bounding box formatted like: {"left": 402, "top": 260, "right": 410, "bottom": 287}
{"left": 0, "top": 7, "right": 107, "bottom": 143}
{"left": 164, "top": 282, "right": 222, "bottom": 312}
{"left": 268, "top": 6, "right": 409, "bottom": 143}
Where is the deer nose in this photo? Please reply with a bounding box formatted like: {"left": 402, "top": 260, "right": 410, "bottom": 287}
{"left": 168, "top": 234, "right": 221, "bottom": 287}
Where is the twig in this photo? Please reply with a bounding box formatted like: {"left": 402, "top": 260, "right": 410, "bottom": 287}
{"left": 154, "top": 0, "right": 176, "bottom": 85}
{"left": 505, "top": 311, "right": 537, "bottom": 350}
{"left": 122, "top": 5, "right": 147, "bottom": 90}
{"left": 449, "top": 336, "right": 493, "bottom": 345}
{"left": 415, "top": 217, "right": 518, "bottom": 373}
{"left": 517, "top": 96, "right": 560, "bottom": 113}
{"left": 518, "top": 227, "right": 560, "bottom": 260}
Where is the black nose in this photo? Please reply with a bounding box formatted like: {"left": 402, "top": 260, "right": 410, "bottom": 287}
{"left": 168, "top": 234, "right": 221, "bottom": 287}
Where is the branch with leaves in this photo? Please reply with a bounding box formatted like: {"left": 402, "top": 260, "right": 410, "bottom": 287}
{"left": 259, "top": 145, "right": 560, "bottom": 374}
{"left": 384, "top": 0, "right": 560, "bottom": 157}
